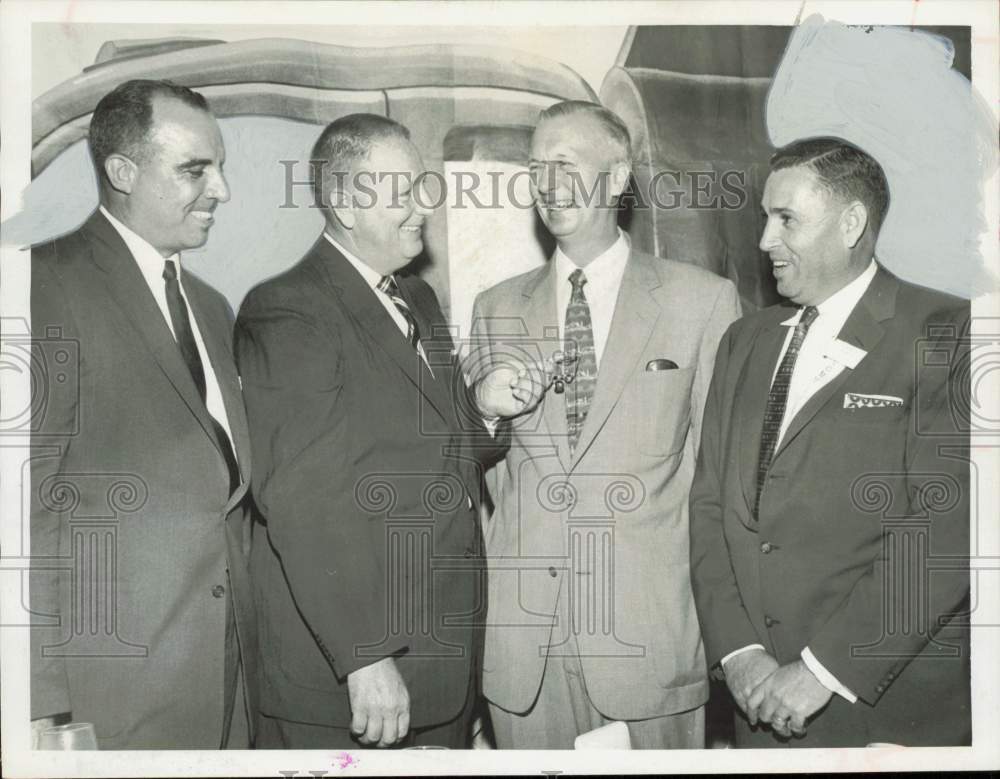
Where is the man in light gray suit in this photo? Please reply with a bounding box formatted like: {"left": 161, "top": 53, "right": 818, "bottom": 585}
{"left": 470, "top": 101, "right": 741, "bottom": 748}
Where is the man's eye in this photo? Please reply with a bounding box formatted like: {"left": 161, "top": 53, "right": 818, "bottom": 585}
{"left": 187, "top": 169, "right": 205, "bottom": 179}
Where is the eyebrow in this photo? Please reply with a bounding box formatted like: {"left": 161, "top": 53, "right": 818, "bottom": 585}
{"left": 176, "top": 158, "right": 213, "bottom": 171}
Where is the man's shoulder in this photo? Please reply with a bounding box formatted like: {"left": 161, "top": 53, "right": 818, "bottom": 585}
{"left": 476, "top": 265, "right": 549, "bottom": 310}
{"left": 30, "top": 220, "right": 95, "bottom": 268}
{"left": 239, "top": 248, "right": 327, "bottom": 316}
{"left": 643, "top": 251, "right": 733, "bottom": 294}
{"left": 891, "top": 273, "right": 969, "bottom": 325}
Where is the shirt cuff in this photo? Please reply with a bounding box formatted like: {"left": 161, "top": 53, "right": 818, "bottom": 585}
{"left": 720, "top": 643, "right": 766, "bottom": 668}
{"left": 801, "top": 647, "right": 858, "bottom": 703}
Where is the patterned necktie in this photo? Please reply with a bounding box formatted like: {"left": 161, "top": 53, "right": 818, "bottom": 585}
{"left": 377, "top": 274, "right": 421, "bottom": 351}
{"left": 162, "top": 259, "right": 240, "bottom": 494}
{"left": 754, "top": 305, "right": 819, "bottom": 519}
{"left": 565, "top": 268, "right": 597, "bottom": 453}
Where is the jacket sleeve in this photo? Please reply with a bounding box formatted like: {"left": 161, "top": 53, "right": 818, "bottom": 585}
{"left": 807, "top": 305, "right": 971, "bottom": 704}
{"left": 689, "top": 322, "right": 765, "bottom": 668}
{"left": 235, "top": 289, "right": 406, "bottom": 679}
{"left": 29, "top": 257, "right": 76, "bottom": 720}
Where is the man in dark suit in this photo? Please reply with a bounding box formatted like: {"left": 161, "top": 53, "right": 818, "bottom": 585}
{"left": 689, "top": 137, "right": 971, "bottom": 747}
{"left": 235, "top": 114, "right": 506, "bottom": 749}
{"left": 30, "top": 80, "right": 257, "bottom": 748}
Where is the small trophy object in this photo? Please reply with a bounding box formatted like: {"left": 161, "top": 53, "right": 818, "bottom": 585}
{"left": 551, "top": 342, "right": 580, "bottom": 394}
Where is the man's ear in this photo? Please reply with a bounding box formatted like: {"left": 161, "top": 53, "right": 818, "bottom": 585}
{"left": 841, "top": 200, "right": 869, "bottom": 249}
{"left": 327, "top": 189, "right": 356, "bottom": 230}
{"left": 103, "top": 153, "right": 137, "bottom": 195}
{"left": 609, "top": 161, "right": 631, "bottom": 199}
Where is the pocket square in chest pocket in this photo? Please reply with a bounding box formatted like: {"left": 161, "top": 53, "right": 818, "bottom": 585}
{"left": 645, "top": 358, "right": 679, "bottom": 371}
{"left": 843, "top": 392, "right": 905, "bottom": 409}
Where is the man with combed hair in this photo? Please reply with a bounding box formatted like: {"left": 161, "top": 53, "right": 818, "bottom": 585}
{"left": 470, "top": 100, "right": 741, "bottom": 748}
{"left": 236, "top": 114, "right": 507, "bottom": 748}
{"left": 30, "top": 79, "right": 256, "bottom": 748}
{"left": 689, "top": 137, "right": 970, "bottom": 746}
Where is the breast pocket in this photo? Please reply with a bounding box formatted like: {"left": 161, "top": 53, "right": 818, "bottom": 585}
{"left": 628, "top": 367, "right": 695, "bottom": 456}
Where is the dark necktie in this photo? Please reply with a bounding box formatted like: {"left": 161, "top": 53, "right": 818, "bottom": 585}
{"left": 754, "top": 305, "right": 819, "bottom": 519}
{"left": 377, "top": 274, "right": 422, "bottom": 351}
{"left": 162, "top": 259, "right": 240, "bottom": 495}
{"left": 565, "top": 268, "right": 597, "bottom": 453}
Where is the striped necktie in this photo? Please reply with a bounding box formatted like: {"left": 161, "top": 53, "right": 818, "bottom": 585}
{"left": 377, "top": 274, "right": 421, "bottom": 351}
{"left": 754, "top": 305, "right": 819, "bottom": 519}
{"left": 565, "top": 268, "right": 597, "bottom": 453}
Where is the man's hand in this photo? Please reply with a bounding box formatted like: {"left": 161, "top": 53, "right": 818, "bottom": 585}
{"left": 723, "top": 648, "right": 779, "bottom": 715}
{"left": 347, "top": 657, "right": 410, "bottom": 747}
{"left": 746, "top": 659, "right": 833, "bottom": 738}
{"left": 475, "top": 359, "right": 552, "bottom": 419}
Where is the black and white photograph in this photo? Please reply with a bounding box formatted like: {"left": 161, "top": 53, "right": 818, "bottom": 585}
{"left": 1, "top": 1, "right": 997, "bottom": 775}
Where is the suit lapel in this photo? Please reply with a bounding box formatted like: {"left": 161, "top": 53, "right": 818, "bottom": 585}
{"left": 308, "top": 238, "right": 451, "bottom": 426}
{"left": 183, "top": 279, "right": 252, "bottom": 512}
{"left": 570, "top": 251, "right": 659, "bottom": 470}
{"left": 83, "top": 212, "right": 229, "bottom": 468}
{"left": 773, "top": 267, "right": 897, "bottom": 460}
{"left": 397, "top": 280, "right": 455, "bottom": 422}
{"left": 522, "top": 263, "right": 571, "bottom": 472}
{"left": 736, "top": 312, "right": 791, "bottom": 518}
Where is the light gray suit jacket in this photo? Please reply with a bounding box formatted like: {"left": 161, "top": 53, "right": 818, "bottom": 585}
{"left": 472, "top": 247, "right": 740, "bottom": 719}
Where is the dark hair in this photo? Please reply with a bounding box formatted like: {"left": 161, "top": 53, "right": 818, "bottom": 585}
{"left": 89, "top": 80, "right": 209, "bottom": 175}
{"left": 310, "top": 114, "right": 411, "bottom": 208}
{"left": 770, "top": 137, "right": 890, "bottom": 234}
{"left": 538, "top": 100, "right": 632, "bottom": 165}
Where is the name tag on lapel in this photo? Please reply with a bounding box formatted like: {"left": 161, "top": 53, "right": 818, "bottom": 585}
{"left": 843, "top": 392, "right": 904, "bottom": 409}
{"left": 825, "top": 339, "right": 867, "bottom": 369}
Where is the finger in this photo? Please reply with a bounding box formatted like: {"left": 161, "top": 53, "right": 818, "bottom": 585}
{"left": 397, "top": 708, "right": 411, "bottom": 742}
{"left": 789, "top": 712, "right": 808, "bottom": 736}
{"left": 758, "top": 694, "right": 779, "bottom": 726}
{"left": 378, "top": 714, "right": 398, "bottom": 747}
{"left": 745, "top": 686, "right": 766, "bottom": 726}
{"left": 362, "top": 713, "right": 383, "bottom": 746}
{"left": 350, "top": 709, "right": 368, "bottom": 737}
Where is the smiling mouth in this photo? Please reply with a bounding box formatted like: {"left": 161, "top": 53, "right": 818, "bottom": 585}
{"left": 400, "top": 225, "right": 422, "bottom": 234}
{"left": 190, "top": 210, "right": 215, "bottom": 224}
{"left": 542, "top": 199, "right": 575, "bottom": 211}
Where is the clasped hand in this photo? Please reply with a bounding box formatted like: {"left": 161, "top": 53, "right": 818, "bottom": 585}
{"left": 475, "top": 358, "right": 554, "bottom": 419}
{"left": 725, "top": 650, "right": 832, "bottom": 739}
{"left": 347, "top": 657, "right": 410, "bottom": 747}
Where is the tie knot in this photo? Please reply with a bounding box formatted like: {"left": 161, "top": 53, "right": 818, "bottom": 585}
{"left": 569, "top": 268, "right": 587, "bottom": 291}
{"left": 377, "top": 275, "right": 399, "bottom": 296}
{"left": 799, "top": 305, "right": 819, "bottom": 328}
{"left": 162, "top": 259, "right": 179, "bottom": 283}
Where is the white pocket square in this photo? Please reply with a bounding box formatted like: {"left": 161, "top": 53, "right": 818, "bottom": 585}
{"left": 844, "top": 392, "right": 904, "bottom": 409}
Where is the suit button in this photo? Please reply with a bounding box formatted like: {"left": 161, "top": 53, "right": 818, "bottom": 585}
{"left": 211, "top": 584, "right": 226, "bottom": 598}
{"left": 548, "top": 567, "right": 558, "bottom": 578}
{"left": 760, "top": 542, "right": 773, "bottom": 554}
{"left": 764, "top": 615, "right": 778, "bottom": 628}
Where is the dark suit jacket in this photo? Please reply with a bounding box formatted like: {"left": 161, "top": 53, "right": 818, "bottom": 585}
{"left": 234, "top": 236, "right": 507, "bottom": 729}
{"left": 29, "top": 211, "right": 258, "bottom": 748}
{"left": 690, "top": 266, "right": 971, "bottom": 747}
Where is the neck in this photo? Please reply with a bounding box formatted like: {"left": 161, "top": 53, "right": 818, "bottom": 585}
{"left": 557, "top": 226, "right": 619, "bottom": 267}
{"left": 101, "top": 197, "right": 174, "bottom": 258}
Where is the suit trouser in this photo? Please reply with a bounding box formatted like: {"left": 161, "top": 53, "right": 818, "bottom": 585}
{"left": 488, "top": 632, "right": 704, "bottom": 749}
{"left": 256, "top": 701, "right": 473, "bottom": 749}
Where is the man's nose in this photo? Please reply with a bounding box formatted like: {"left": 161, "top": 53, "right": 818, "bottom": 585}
{"left": 759, "top": 218, "right": 779, "bottom": 252}
{"left": 206, "top": 168, "right": 231, "bottom": 203}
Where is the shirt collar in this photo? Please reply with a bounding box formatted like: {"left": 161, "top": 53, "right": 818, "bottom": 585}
{"left": 780, "top": 259, "right": 878, "bottom": 326}
{"left": 323, "top": 231, "right": 384, "bottom": 290}
{"left": 554, "top": 229, "right": 630, "bottom": 288}
{"left": 99, "top": 205, "right": 180, "bottom": 276}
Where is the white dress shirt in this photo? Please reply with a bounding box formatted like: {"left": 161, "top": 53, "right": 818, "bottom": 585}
{"left": 720, "top": 260, "right": 878, "bottom": 704}
{"left": 323, "top": 232, "right": 433, "bottom": 375}
{"left": 99, "top": 206, "right": 236, "bottom": 453}
{"left": 553, "top": 230, "right": 631, "bottom": 368}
